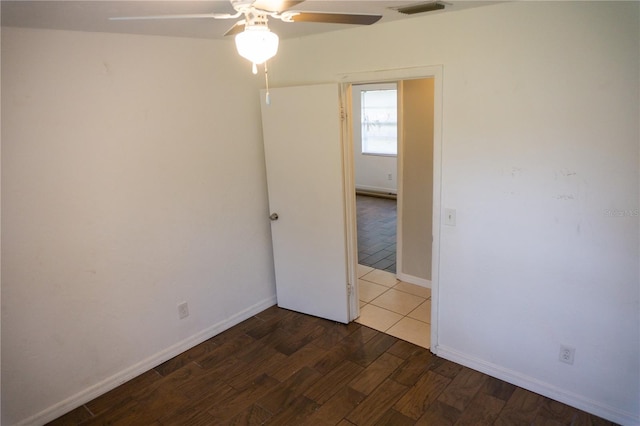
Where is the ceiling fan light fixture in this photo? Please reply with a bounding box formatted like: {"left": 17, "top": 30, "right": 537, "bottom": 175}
{"left": 235, "top": 25, "right": 279, "bottom": 66}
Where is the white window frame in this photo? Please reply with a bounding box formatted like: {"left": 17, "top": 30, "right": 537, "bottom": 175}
{"left": 354, "top": 83, "right": 398, "bottom": 157}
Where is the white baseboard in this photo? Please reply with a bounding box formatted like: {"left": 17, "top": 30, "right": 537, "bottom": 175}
{"left": 21, "top": 295, "right": 278, "bottom": 426}
{"left": 433, "top": 344, "right": 639, "bottom": 426}
{"left": 396, "top": 272, "right": 431, "bottom": 288}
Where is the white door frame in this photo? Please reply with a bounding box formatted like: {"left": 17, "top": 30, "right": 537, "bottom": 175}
{"left": 338, "top": 65, "right": 443, "bottom": 351}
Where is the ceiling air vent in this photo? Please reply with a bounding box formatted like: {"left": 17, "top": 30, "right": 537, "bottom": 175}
{"left": 392, "top": 1, "right": 445, "bottom": 15}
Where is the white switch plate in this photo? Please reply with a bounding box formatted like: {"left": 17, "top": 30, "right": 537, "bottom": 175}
{"left": 444, "top": 208, "right": 456, "bottom": 226}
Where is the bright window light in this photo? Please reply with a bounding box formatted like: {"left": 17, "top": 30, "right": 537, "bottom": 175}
{"left": 361, "top": 89, "right": 397, "bottom": 156}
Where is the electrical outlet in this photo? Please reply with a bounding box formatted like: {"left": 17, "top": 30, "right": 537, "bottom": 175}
{"left": 559, "top": 345, "right": 575, "bottom": 365}
{"left": 178, "top": 302, "right": 189, "bottom": 319}
{"left": 387, "top": 173, "right": 392, "bottom": 181}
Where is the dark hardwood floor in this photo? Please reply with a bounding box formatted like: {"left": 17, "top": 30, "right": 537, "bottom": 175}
{"left": 357, "top": 194, "right": 397, "bottom": 273}
{"left": 48, "top": 306, "right": 617, "bottom": 425}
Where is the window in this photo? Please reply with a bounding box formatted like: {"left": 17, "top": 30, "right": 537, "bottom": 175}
{"left": 361, "top": 89, "right": 397, "bottom": 156}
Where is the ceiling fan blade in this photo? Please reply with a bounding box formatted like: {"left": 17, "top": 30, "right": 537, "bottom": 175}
{"left": 286, "top": 12, "right": 382, "bottom": 25}
{"left": 252, "top": 0, "right": 306, "bottom": 13}
{"left": 393, "top": 1, "right": 445, "bottom": 15}
{"left": 224, "top": 21, "right": 246, "bottom": 36}
{"left": 109, "top": 12, "right": 238, "bottom": 22}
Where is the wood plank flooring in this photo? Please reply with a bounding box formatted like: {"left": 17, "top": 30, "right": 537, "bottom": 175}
{"left": 48, "top": 306, "right": 617, "bottom": 425}
{"left": 357, "top": 195, "right": 397, "bottom": 273}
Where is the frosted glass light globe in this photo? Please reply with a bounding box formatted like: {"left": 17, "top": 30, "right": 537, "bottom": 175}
{"left": 235, "top": 26, "right": 279, "bottom": 65}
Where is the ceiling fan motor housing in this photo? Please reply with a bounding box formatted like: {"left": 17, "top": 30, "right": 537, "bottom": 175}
{"left": 231, "top": 0, "right": 257, "bottom": 14}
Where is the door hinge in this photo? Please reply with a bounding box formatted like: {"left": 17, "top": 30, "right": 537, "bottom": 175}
{"left": 347, "top": 283, "right": 352, "bottom": 295}
{"left": 340, "top": 107, "right": 346, "bottom": 121}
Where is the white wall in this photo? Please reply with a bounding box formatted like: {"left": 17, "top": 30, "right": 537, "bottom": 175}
{"left": 271, "top": 2, "right": 639, "bottom": 424}
{"left": 352, "top": 83, "right": 397, "bottom": 194}
{"left": 1, "top": 27, "right": 275, "bottom": 425}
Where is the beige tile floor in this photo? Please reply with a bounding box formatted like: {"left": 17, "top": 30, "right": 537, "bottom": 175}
{"left": 355, "top": 264, "right": 431, "bottom": 349}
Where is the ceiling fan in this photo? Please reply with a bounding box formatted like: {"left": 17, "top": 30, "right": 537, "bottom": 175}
{"left": 111, "top": 0, "right": 383, "bottom": 72}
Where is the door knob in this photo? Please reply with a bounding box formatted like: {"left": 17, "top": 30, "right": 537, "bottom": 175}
{"left": 270, "top": 213, "right": 279, "bottom": 221}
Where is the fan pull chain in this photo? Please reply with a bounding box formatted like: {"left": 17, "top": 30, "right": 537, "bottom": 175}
{"left": 264, "top": 61, "right": 271, "bottom": 106}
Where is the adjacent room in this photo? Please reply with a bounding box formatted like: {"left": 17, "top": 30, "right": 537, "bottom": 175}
{"left": 352, "top": 80, "right": 433, "bottom": 349}
{"left": 2, "top": 1, "right": 638, "bottom": 425}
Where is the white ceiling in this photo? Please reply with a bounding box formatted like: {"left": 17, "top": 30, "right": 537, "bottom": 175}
{"left": 1, "top": 0, "right": 496, "bottom": 40}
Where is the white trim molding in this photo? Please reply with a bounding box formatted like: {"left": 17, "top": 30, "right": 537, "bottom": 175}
{"left": 396, "top": 272, "right": 431, "bottom": 288}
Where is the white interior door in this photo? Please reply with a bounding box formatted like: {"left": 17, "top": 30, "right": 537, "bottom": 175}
{"left": 260, "top": 84, "right": 350, "bottom": 323}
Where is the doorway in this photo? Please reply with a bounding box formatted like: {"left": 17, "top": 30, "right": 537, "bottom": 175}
{"left": 351, "top": 82, "right": 399, "bottom": 273}
{"left": 258, "top": 67, "right": 442, "bottom": 349}
{"left": 343, "top": 74, "right": 438, "bottom": 350}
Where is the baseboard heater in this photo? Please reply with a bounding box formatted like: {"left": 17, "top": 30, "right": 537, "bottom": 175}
{"left": 355, "top": 189, "right": 397, "bottom": 200}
